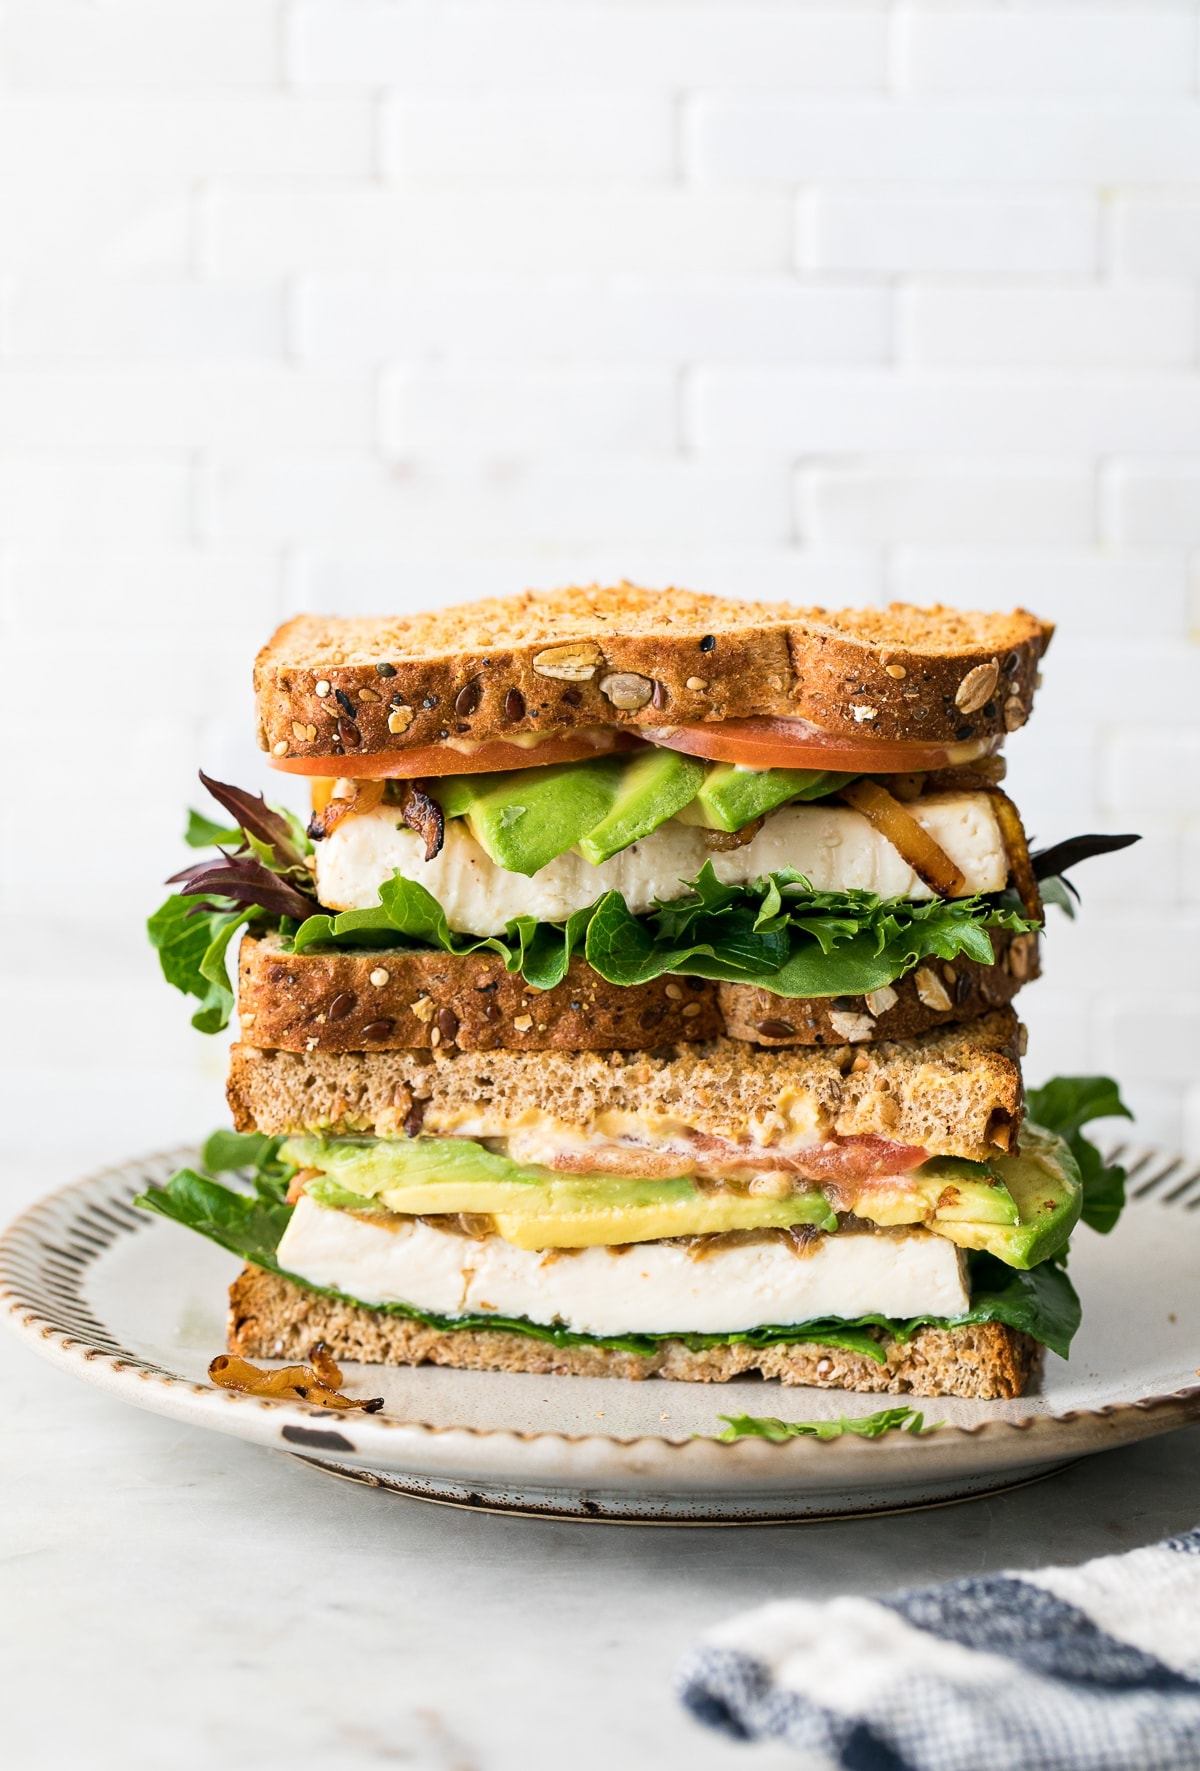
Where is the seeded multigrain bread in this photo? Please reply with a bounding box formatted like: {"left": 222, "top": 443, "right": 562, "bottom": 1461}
{"left": 254, "top": 587, "right": 1054, "bottom": 763}
{"left": 237, "top": 933, "right": 722, "bottom": 1054}
{"left": 227, "top": 1267, "right": 1039, "bottom": 1400}
{"left": 718, "top": 929, "right": 1038, "bottom": 1048}
{"left": 238, "top": 931, "right": 1033, "bottom": 1055}
{"left": 227, "top": 1009, "right": 1024, "bottom": 1158}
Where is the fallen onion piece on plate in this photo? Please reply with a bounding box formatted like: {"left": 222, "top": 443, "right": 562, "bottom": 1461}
{"left": 208, "top": 1342, "right": 384, "bottom": 1412}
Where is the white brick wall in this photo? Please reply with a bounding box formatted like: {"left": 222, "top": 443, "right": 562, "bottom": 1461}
{"left": 2, "top": 0, "right": 1199, "bottom": 1208}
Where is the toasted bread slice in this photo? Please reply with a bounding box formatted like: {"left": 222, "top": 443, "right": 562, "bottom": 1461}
{"left": 227, "top": 1266, "right": 1038, "bottom": 1400}
{"left": 238, "top": 933, "right": 722, "bottom": 1054}
{"left": 254, "top": 587, "right": 1053, "bottom": 762}
{"left": 238, "top": 930, "right": 1034, "bottom": 1054}
{"left": 227, "top": 1009, "right": 1024, "bottom": 1160}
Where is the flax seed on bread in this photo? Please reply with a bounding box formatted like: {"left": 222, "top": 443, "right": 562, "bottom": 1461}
{"left": 255, "top": 587, "right": 1053, "bottom": 763}
{"left": 227, "top": 1266, "right": 1038, "bottom": 1400}
{"left": 227, "top": 1009, "right": 1023, "bottom": 1159}
{"left": 238, "top": 933, "right": 722, "bottom": 1054}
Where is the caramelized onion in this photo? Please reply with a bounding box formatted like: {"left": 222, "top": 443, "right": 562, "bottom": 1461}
{"left": 307, "top": 777, "right": 386, "bottom": 842}
{"left": 987, "top": 787, "right": 1041, "bottom": 919}
{"left": 839, "top": 779, "right": 966, "bottom": 897}
{"left": 208, "top": 1343, "right": 383, "bottom": 1412}
{"left": 398, "top": 780, "right": 445, "bottom": 861}
{"left": 703, "top": 815, "right": 764, "bottom": 853}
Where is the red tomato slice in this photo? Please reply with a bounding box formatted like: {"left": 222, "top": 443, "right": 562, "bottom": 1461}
{"left": 270, "top": 730, "right": 646, "bottom": 779}
{"left": 643, "top": 718, "right": 1000, "bottom": 775}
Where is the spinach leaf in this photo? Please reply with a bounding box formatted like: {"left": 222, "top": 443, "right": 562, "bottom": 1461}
{"left": 146, "top": 895, "right": 255, "bottom": 1033}
{"left": 136, "top": 1167, "right": 293, "bottom": 1267}
{"left": 957, "top": 1252, "right": 1081, "bottom": 1359}
{"left": 1025, "top": 1076, "right": 1133, "bottom": 1235}
{"left": 200, "top": 1129, "right": 294, "bottom": 1205}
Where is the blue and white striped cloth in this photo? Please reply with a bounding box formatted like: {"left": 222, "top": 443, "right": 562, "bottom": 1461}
{"left": 678, "top": 1528, "right": 1200, "bottom": 1769}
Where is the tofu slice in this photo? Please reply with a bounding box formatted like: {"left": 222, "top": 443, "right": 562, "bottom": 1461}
{"left": 313, "top": 790, "right": 1007, "bottom": 935}
{"left": 277, "top": 1194, "right": 970, "bottom": 1337}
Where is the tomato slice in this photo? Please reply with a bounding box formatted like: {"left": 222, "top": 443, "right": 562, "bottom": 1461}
{"left": 270, "top": 730, "right": 646, "bottom": 779}
{"left": 644, "top": 718, "right": 1001, "bottom": 775}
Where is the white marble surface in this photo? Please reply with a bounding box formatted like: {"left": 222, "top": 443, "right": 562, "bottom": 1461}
{"left": 5, "top": 1320, "right": 1200, "bottom": 1771}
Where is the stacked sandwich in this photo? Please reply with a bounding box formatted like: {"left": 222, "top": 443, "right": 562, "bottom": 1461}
{"left": 143, "top": 587, "right": 1134, "bottom": 1400}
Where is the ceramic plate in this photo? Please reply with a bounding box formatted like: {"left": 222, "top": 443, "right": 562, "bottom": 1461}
{"left": 3, "top": 1144, "right": 1199, "bottom": 1522}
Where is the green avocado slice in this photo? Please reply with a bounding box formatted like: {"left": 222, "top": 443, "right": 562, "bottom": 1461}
{"left": 849, "top": 1158, "right": 1020, "bottom": 1233}
{"left": 677, "top": 764, "right": 854, "bottom": 832}
{"left": 921, "top": 1129, "right": 1082, "bottom": 1269}
{"left": 575, "top": 748, "right": 706, "bottom": 865}
{"left": 430, "top": 755, "right": 626, "bottom": 875}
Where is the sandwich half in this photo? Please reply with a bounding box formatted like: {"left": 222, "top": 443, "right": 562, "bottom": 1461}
{"left": 142, "top": 587, "right": 1134, "bottom": 1400}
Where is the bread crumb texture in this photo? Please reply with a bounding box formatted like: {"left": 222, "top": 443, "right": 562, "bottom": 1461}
{"left": 228, "top": 1266, "right": 1039, "bottom": 1401}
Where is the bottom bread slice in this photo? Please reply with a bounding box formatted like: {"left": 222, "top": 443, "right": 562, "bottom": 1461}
{"left": 228, "top": 1266, "right": 1039, "bottom": 1401}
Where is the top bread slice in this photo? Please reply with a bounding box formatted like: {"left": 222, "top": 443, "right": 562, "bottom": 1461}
{"left": 255, "top": 586, "right": 1053, "bottom": 763}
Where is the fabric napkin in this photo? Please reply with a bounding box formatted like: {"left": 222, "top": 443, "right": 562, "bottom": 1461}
{"left": 678, "top": 1527, "right": 1200, "bottom": 1769}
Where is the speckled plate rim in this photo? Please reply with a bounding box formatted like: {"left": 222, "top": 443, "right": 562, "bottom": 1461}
{"left": 3, "top": 1143, "right": 1200, "bottom": 1506}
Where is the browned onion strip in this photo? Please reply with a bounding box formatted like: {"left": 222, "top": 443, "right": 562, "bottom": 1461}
{"left": 839, "top": 779, "right": 966, "bottom": 898}
{"left": 399, "top": 780, "right": 445, "bottom": 861}
{"left": 703, "top": 816, "right": 764, "bottom": 853}
{"left": 307, "top": 777, "right": 385, "bottom": 841}
{"left": 986, "top": 787, "right": 1042, "bottom": 920}
{"left": 208, "top": 1344, "right": 383, "bottom": 1412}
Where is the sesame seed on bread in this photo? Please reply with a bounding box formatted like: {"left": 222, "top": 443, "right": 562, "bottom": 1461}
{"left": 254, "top": 586, "right": 1053, "bottom": 763}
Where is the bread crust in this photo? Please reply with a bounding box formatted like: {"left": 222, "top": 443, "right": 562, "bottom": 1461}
{"left": 226, "top": 1009, "right": 1024, "bottom": 1159}
{"left": 238, "top": 930, "right": 1033, "bottom": 1054}
{"left": 238, "top": 933, "right": 722, "bottom": 1054}
{"left": 718, "top": 928, "right": 1038, "bottom": 1048}
{"left": 254, "top": 588, "right": 1053, "bottom": 762}
{"left": 227, "top": 1266, "right": 1039, "bottom": 1401}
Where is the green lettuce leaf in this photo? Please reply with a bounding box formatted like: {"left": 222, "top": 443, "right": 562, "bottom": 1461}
{"left": 1025, "top": 1075, "right": 1133, "bottom": 1235}
{"left": 133, "top": 1162, "right": 1082, "bottom": 1358}
{"left": 715, "top": 1407, "right": 938, "bottom": 1443}
{"left": 284, "top": 865, "right": 1033, "bottom": 1001}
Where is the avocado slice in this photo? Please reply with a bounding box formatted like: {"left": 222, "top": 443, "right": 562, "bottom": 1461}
{"left": 976, "top": 1126, "right": 1083, "bottom": 1268}
{"left": 677, "top": 764, "right": 854, "bottom": 833}
{"left": 849, "top": 1157, "right": 1020, "bottom": 1234}
{"left": 430, "top": 756, "right": 626, "bottom": 875}
{"left": 285, "top": 1134, "right": 838, "bottom": 1251}
{"left": 576, "top": 749, "right": 706, "bottom": 865}
{"left": 847, "top": 1138, "right": 1082, "bottom": 1268}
